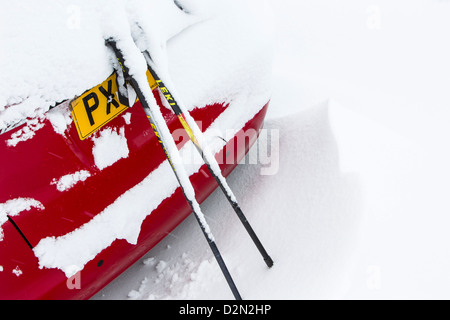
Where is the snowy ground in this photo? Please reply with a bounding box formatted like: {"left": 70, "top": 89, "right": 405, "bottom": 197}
{"left": 93, "top": 0, "right": 450, "bottom": 300}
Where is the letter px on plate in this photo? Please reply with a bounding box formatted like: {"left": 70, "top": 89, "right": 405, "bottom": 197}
{"left": 71, "top": 70, "right": 157, "bottom": 140}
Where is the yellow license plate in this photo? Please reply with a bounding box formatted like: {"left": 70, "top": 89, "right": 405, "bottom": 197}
{"left": 71, "top": 70, "right": 158, "bottom": 140}
{"left": 71, "top": 73, "right": 128, "bottom": 140}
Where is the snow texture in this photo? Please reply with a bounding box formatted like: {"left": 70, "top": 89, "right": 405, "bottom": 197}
{"left": 0, "top": 198, "right": 44, "bottom": 241}
{"left": 51, "top": 170, "right": 91, "bottom": 192}
{"left": 0, "top": 0, "right": 272, "bottom": 135}
{"left": 92, "top": 127, "right": 129, "bottom": 170}
{"left": 109, "top": 34, "right": 216, "bottom": 243}
{"left": 94, "top": 0, "right": 450, "bottom": 300}
{"left": 6, "top": 117, "right": 45, "bottom": 147}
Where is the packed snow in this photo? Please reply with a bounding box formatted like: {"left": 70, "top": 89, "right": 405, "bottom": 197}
{"left": 46, "top": 103, "right": 73, "bottom": 135}
{"left": 96, "top": 0, "right": 450, "bottom": 300}
{"left": 1, "top": 0, "right": 450, "bottom": 300}
{"left": 92, "top": 127, "right": 130, "bottom": 170}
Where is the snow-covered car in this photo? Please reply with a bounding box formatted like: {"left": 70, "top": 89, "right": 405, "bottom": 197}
{"left": 0, "top": 0, "right": 272, "bottom": 299}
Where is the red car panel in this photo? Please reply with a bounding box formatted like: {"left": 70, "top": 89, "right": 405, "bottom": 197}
{"left": 0, "top": 85, "right": 269, "bottom": 299}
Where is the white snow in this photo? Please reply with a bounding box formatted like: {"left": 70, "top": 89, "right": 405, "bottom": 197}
{"left": 12, "top": 266, "right": 23, "bottom": 277}
{"left": 6, "top": 117, "right": 45, "bottom": 147}
{"left": 0, "top": 0, "right": 272, "bottom": 136}
{"left": 0, "top": 1, "right": 111, "bottom": 132}
{"left": 0, "top": 198, "right": 44, "bottom": 241}
{"left": 51, "top": 170, "right": 91, "bottom": 192}
{"left": 108, "top": 27, "right": 219, "bottom": 245}
{"left": 92, "top": 127, "right": 129, "bottom": 170}
{"left": 122, "top": 112, "right": 132, "bottom": 125}
{"left": 46, "top": 103, "right": 73, "bottom": 136}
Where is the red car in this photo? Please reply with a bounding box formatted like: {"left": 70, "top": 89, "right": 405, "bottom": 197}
{"left": 0, "top": 4, "right": 271, "bottom": 300}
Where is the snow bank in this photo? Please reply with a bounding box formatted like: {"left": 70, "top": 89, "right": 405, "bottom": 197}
{"left": 264, "top": 0, "right": 450, "bottom": 300}
{"left": 96, "top": 93, "right": 449, "bottom": 299}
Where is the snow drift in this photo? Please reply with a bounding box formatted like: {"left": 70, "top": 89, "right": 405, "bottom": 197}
{"left": 95, "top": 101, "right": 364, "bottom": 299}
